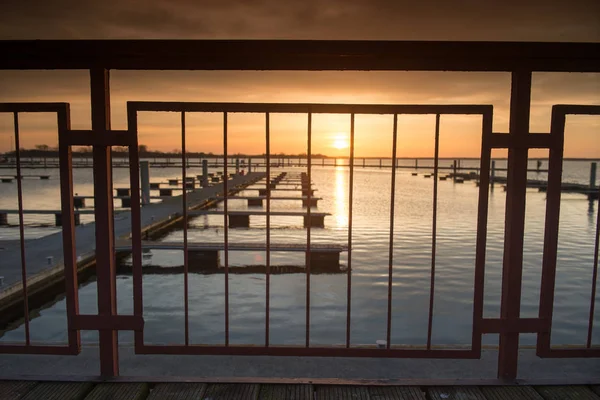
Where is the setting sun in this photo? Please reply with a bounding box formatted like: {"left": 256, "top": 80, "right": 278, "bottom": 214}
{"left": 332, "top": 134, "right": 349, "bottom": 150}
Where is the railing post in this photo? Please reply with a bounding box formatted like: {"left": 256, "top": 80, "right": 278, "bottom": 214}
{"left": 590, "top": 162, "right": 597, "bottom": 190}
{"left": 497, "top": 70, "right": 532, "bottom": 380}
{"left": 90, "top": 68, "right": 119, "bottom": 377}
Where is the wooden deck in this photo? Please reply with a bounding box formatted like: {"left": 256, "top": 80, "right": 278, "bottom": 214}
{"left": 214, "top": 196, "right": 322, "bottom": 201}
{"left": 0, "top": 381, "right": 599, "bottom": 400}
{"left": 188, "top": 210, "right": 330, "bottom": 217}
{"left": 115, "top": 240, "right": 347, "bottom": 253}
{"left": 0, "top": 172, "right": 265, "bottom": 289}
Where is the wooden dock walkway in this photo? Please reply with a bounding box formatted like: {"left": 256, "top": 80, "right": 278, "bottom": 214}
{"left": 115, "top": 240, "right": 346, "bottom": 252}
{"left": 0, "top": 172, "right": 265, "bottom": 291}
{"left": 188, "top": 210, "right": 330, "bottom": 227}
{"left": 0, "top": 380, "right": 598, "bottom": 400}
{"left": 449, "top": 172, "right": 599, "bottom": 199}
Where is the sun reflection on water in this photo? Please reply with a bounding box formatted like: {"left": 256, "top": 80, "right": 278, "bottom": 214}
{"left": 334, "top": 166, "right": 348, "bottom": 228}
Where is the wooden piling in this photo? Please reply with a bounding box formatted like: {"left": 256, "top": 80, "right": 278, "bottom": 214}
{"left": 229, "top": 214, "right": 250, "bottom": 228}
{"left": 491, "top": 160, "right": 496, "bottom": 189}
{"left": 116, "top": 188, "right": 130, "bottom": 197}
{"left": 55, "top": 212, "right": 80, "bottom": 226}
{"left": 202, "top": 160, "right": 208, "bottom": 187}
{"left": 74, "top": 196, "right": 86, "bottom": 208}
{"left": 140, "top": 161, "right": 150, "bottom": 205}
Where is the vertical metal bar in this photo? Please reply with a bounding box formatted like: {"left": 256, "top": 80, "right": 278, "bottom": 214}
{"left": 127, "top": 105, "right": 144, "bottom": 352}
{"left": 13, "top": 112, "right": 30, "bottom": 346}
{"left": 58, "top": 105, "right": 81, "bottom": 353}
{"left": 265, "top": 112, "right": 271, "bottom": 347}
{"left": 90, "top": 68, "right": 118, "bottom": 377}
{"left": 498, "top": 70, "right": 532, "bottom": 380}
{"left": 305, "top": 112, "right": 312, "bottom": 348}
{"left": 587, "top": 185, "right": 600, "bottom": 348}
{"left": 346, "top": 113, "right": 355, "bottom": 348}
{"left": 181, "top": 111, "right": 189, "bottom": 346}
{"left": 223, "top": 112, "right": 230, "bottom": 347}
{"left": 472, "top": 109, "right": 493, "bottom": 356}
{"left": 386, "top": 114, "right": 398, "bottom": 349}
{"left": 537, "top": 108, "right": 564, "bottom": 356}
{"left": 426, "top": 114, "right": 441, "bottom": 350}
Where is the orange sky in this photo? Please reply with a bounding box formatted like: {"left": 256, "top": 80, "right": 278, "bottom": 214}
{"left": 0, "top": 70, "right": 598, "bottom": 158}
{"left": 0, "top": 0, "right": 598, "bottom": 158}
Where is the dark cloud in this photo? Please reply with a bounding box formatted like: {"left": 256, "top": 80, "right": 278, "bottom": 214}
{"left": 0, "top": 0, "right": 598, "bottom": 40}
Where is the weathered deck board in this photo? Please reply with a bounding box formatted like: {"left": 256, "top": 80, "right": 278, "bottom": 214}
{"left": 535, "top": 385, "right": 600, "bottom": 400}
{"left": 427, "top": 386, "right": 487, "bottom": 400}
{"left": 202, "top": 383, "right": 260, "bottom": 400}
{"left": 479, "top": 386, "right": 544, "bottom": 400}
{"left": 258, "top": 384, "right": 312, "bottom": 399}
{"left": 316, "top": 385, "right": 370, "bottom": 399}
{"left": 369, "top": 386, "right": 426, "bottom": 399}
{"left": 0, "top": 381, "right": 37, "bottom": 400}
{"left": 20, "top": 382, "right": 93, "bottom": 400}
{"left": 115, "top": 240, "right": 346, "bottom": 252}
{"left": 146, "top": 383, "right": 207, "bottom": 399}
{"left": 84, "top": 383, "right": 148, "bottom": 400}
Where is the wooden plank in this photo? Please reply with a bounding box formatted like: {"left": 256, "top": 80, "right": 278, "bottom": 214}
{"left": 316, "top": 385, "right": 370, "bottom": 400}
{"left": 188, "top": 210, "right": 330, "bottom": 216}
{"left": 147, "top": 383, "right": 207, "bottom": 399}
{"left": 369, "top": 386, "right": 426, "bottom": 399}
{"left": 21, "top": 382, "right": 93, "bottom": 400}
{"left": 427, "top": 386, "right": 487, "bottom": 400}
{"left": 202, "top": 384, "right": 260, "bottom": 400}
{"left": 591, "top": 387, "right": 600, "bottom": 397}
{"left": 0, "top": 381, "right": 37, "bottom": 400}
{"left": 258, "top": 384, "right": 312, "bottom": 400}
{"left": 115, "top": 240, "right": 347, "bottom": 252}
{"left": 535, "top": 386, "right": 600, "bottom": 400}
{"left": 479, "top": 386, "right": 543, "bottom": 400}
{"left": 84, "top": 383, "right": 148, "bottom": 400}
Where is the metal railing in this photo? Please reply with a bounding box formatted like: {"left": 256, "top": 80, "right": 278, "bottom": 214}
{"left": 0, "top": 40, "right": 599, "bottom": 380}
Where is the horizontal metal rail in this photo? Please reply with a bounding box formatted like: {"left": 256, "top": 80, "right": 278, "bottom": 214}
{"left": 1, "top": 40, "right": 599, "bottom": 72}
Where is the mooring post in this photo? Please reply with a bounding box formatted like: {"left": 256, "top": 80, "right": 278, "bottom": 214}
{"left": 248, "top": 157, "right": 252, "bottom": 172}
{"left": 363, "top": 158, "right": 365, "bottom": 168}
{"left": 202, "top": 159, "right": 208, "bottom": 187}
{"left": 453, "top": 160, "right": 457, "bottom": 177}
{"left": 491, "top": 160, "right": 496, "bottom": 189}
{"left": 140, "top": 160, "right": 150, "bottom": 205}
{"left": 537, "top": 159, "right": 542, "bottom": 172}
{"left": 415, "top": 158, "right": 418, "bottom": 169}
{"left": 591, "top": 162, "right": 597, "bottom": 190}
{"left": 236, "top": 158, "right": 240, "bottom": 174}
{"left": 379, "top": 158, "right": 382, "bottom": 168}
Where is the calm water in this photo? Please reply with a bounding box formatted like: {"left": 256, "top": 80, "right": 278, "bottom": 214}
{"left": 1, "top": 159, "right": 599, "bottom": 348}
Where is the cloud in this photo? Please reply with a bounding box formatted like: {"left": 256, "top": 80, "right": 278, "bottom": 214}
{"left": 0, "top": 0, "right": 598, "bottom": 41}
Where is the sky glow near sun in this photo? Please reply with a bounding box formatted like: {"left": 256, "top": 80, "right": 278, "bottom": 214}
{"left": 0, "top": 0, "right": 598, "bottom": 158}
